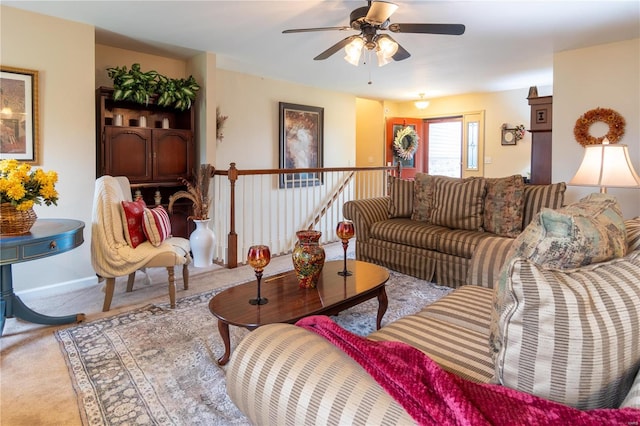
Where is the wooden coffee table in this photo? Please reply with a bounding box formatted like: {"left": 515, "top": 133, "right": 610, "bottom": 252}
{"left": 208, "top": 260, "right": 389, "bottom": 365}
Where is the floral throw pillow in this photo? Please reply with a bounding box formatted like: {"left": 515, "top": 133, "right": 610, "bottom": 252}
{"left": 483, "top": 175, "right": 525, "bottom": 238}
{"left": 504, "top": 192, "right": 627, "bottom": 269}
{"left": 142, "top": 206, "right": 172, "bottom": 247}
{"left": 120, "top": 199, "right": 147, "bottom": 248}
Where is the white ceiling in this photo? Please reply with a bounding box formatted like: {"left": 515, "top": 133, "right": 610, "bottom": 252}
{"left": 6, "top": 1, "right": 640, "bottom": 101}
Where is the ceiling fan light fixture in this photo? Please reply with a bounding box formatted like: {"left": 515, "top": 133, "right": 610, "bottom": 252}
{"left": 376, "top": 49, "right": 393, "bottom": 67}
{"left": 344, "top": 37, "right": 365, "bottom": 66}
{"left": 414, "top": 93, "right": 430, "bottom": 109}
{"left": 376, "top": 35, "right": 398, "bottom": 58}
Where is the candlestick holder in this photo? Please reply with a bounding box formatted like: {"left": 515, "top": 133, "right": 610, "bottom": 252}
{"left": 247, "top": 245, "right": 271, "bottom": 305}
{"left": 335, "top": 220, "right": 355, "bottom": 276}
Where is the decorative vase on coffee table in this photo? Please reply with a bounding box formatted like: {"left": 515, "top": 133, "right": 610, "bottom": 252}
{"left": 190, "top": 219, "right": 215, "bottom": 268}
{"left": 292, "top": 230, "right": 325, "bottom": 289}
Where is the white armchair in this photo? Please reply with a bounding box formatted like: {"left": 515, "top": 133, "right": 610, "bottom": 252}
{"left": 91, "top": 175, "right": 191, "bottom": 311}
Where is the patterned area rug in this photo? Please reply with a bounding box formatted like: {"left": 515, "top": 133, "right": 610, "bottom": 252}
{"left": 56, "top": 270, "right": 452, "bottom": 425}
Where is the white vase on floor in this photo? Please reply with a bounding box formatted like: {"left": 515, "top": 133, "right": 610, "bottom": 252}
{"left": 190, "top": 219, "right": 215, "bottom": 268}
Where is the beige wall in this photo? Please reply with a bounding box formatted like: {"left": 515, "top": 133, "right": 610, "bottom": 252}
{"left": 355, "top": 98, "right": 385, "bottom": 167}
{"left": 188, "top": 52, "right": 217, "bottom": 166}
{"left": 1, "top": 6, "right": 96, "bottom": 291}
{"left": 95, "top": 44, "right": 189, "bottom": 87}
{"left": 214, "top": 69, "right": 356, "bottom": 171}
{"left": 382, "top": 87, "right": 553, "bottom": 178}
{"left": 553, "top": 38, "right": 640, "bottom": 218}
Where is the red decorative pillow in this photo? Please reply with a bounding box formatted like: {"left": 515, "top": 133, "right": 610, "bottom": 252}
{"left": 142, "top": 206, "right": 172, "bottom": 247}
{"left": 120, "top": 199, "right": 147, "bottom": 248}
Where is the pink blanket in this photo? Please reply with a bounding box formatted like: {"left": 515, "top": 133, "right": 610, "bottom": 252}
{"left": 297, "top": 315, "right": 640, "bottom": 426}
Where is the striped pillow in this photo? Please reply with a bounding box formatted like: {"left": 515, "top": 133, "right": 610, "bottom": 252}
{"left": 411, "top": 174, "right": 461, "bottom": 222}
{"left": 491, "top": 251, "right": 640, "bottom": 409}
{"left": 431, "top": 177, "right": 486, "bottom": 231}
{"left": 626, "top": 217, "right": 640, "bottom": 252}
{"left": 142, "top": 206, "right": 172, "bottom": 247}
{"left": 522, "top": 182, "right": 566, "bottom": 228}
{"left": 387, "top": 176, "right": 414, "bottom": 218}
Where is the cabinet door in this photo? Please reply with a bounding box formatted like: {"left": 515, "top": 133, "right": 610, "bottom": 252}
{"left": 153, "top": 129, "right": 194, "bottom": 181}
{"left": 104, "top": 127, "right": 152, "bottom": 182}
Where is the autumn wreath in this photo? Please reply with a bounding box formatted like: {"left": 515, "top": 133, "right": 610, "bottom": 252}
{"left": 573, "top": 107, "right": 625, "bottom": 146}
{"left": 393, "top": 126, "right": 419, "bottom": 160}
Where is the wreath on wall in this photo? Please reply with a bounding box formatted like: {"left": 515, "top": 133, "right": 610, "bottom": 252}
{"left": 393, "top": 126, "right": 419, "bottom": 160}
{"left": 573, "top": 107, "right": 625, "bottom": 146}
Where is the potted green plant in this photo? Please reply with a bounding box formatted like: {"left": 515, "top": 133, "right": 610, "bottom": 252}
{"left": 106, "top": 63, "right": 200, "bottom": 111}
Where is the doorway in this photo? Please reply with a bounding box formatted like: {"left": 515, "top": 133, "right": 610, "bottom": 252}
{"left": 423, "top": 117, "right": 463, "bottom": 178}
{"left": 386, "top": 111, "right": 484, "bottom": 179}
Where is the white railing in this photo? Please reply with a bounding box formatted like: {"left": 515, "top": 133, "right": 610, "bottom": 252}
{"left": 210, "top": 164, "right": 400, "bottom": 267}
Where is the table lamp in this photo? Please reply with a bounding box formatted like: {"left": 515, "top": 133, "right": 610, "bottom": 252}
{"left": 569, "top": 138, "right": 640, "bottom": 193}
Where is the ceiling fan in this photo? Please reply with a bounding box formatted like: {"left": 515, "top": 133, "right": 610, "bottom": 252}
{"left": 282, "top": 0, "right": 465, "bottom": 66}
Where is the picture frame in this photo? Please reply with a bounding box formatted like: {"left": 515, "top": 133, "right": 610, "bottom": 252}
{"left": 279, "top": 102, "right": 324, "bottom": 188}
{"left": 0, "top": 66, "right": 39, "bottom": 164}
{"left": 501, "top": 128, "right": 518, "bottom": 146}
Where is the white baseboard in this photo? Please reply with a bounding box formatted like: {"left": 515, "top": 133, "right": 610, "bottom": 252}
{"left": 16, "top": 275, "right": 99, "bottom": 299}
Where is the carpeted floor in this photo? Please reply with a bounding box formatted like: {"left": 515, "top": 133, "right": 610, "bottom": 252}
{"left": 55, "top": 270, "right": 452, "bottom": 425}
{"left": 0, "top": 243, "right": 452, "bottom": 425}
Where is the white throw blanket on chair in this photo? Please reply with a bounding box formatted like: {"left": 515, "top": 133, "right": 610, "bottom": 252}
{"left": 91, "top": 175, "right": 189, "bottom": 279}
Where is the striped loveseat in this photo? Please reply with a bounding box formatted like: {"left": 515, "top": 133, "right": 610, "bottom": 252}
{"left": 226, "top": 206, "right": 640, "bottom": 425}
{"left": 343, "top": 176, "right": 567, "bottom": 287}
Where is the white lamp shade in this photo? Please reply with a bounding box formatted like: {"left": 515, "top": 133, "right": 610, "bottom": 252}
{"left": 376, "top": 49, "right": 393, "bottom": 67}
{"left": 569, "top": 143, "right": 640, "bottom": 189}
{"left": 344, "top": 37, "right": 364, "bottom": 66}
{"left": 376, "top": 35, "right": 398, "bottom": 58}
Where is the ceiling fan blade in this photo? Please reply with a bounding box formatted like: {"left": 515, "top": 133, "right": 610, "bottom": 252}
{"left": 283, "top": 26, "right": 352, "bottom": 34}
{"left": 389, "top": 23, "right": 466, "bottom": 35}
{"left": 314, "top": 36, "right": 358, "bottom": 60}
{"left": 391, "top": 40, "right": 410, "bottom": 61}
{"left": 365, "top": 1, "right": 399, "bottom": 25}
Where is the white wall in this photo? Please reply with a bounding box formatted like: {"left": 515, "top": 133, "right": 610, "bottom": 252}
{"left": 553, "top": 38, "right": 640, "bottom": 219}
{"left": 1, "top": 6, "right": 96, "bottom": 292}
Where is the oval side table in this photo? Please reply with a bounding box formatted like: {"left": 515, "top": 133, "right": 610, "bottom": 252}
{"left": 0, "top": 218, "right": 86, "bottom": 335}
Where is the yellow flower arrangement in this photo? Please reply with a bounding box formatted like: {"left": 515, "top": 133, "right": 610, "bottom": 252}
{"left": 0, "top": 159, "right": 58, "bottom": 211}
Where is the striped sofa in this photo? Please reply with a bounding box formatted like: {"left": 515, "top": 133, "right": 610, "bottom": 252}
{"left": 343, "top": 179, "right": 567, "bottom": 287}
{"left": 226, "top": 213, "right": 640, "bottom": 425}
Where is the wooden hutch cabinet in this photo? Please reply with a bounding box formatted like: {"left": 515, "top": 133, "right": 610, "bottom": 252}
{"left": 96, "top": 87, "right": 195, "bottom": 238}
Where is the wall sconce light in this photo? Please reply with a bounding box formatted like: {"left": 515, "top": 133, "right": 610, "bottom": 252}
{"left": 569, "top": 138, "right": 640, "bottom": 193}
{"left": 414, "top": 93, "right": 430, "bottom": 110}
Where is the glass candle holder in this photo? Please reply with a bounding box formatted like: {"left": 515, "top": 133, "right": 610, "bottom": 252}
{"left": 247, "top": 245, "right": 271, "bottom": 305}
{"left": 335, "top": 220, "right": 355, "bottom": 276}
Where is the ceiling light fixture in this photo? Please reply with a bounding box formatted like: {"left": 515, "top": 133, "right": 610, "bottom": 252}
{"left": 414, "top": 93, "right": 430, "bottom": 109}
{"left": 344, "top": 37, "right": 365, "bottom": 66}
{"left": 344, "top": 33, "right": 398, "bottom": 67}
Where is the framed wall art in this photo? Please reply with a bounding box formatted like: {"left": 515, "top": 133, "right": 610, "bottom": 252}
{"left": 501, "top": 128, "right": 518, "bottom": 145}
{"left": 0, "top": 66, "right": 39, "bottom": 164}
{"left": 279, "top": 102, "right": 324, "bottom": 188}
